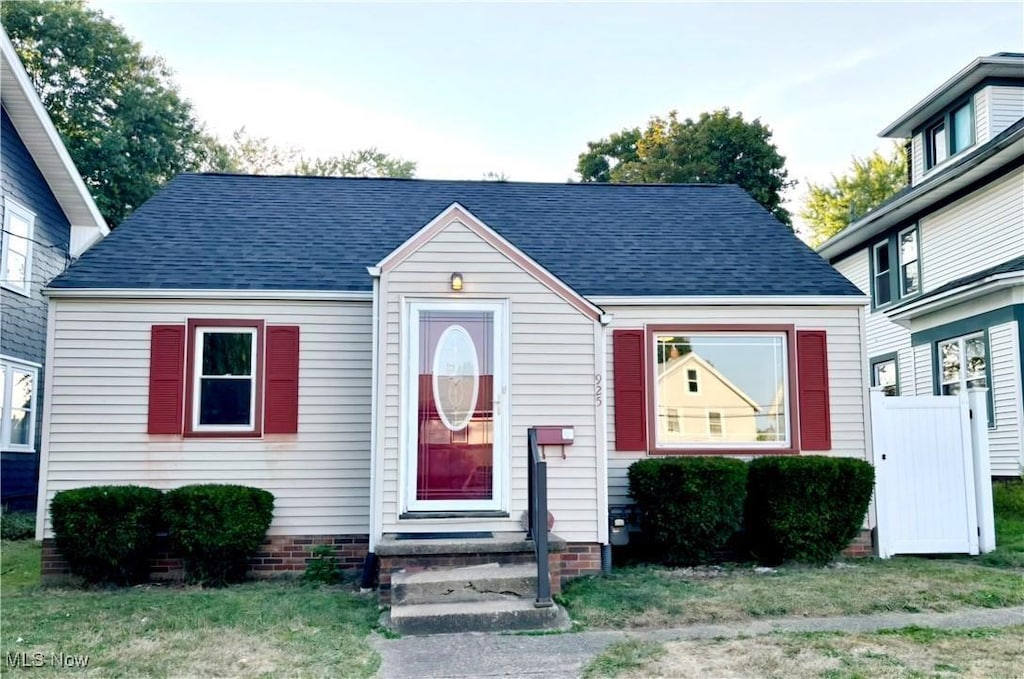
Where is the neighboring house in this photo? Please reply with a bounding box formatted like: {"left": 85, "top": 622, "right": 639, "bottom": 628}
{"left": 655, "top": 349, "right": 763, "bottom": 444}
{"left": 0, "top": 31, "right": 108, "bottom": 510}
{"left": 819, "top": 52, "right": 1024, "bottom": 479}
{"left": 34, "top": 173, "right": 870, "bottom": 609}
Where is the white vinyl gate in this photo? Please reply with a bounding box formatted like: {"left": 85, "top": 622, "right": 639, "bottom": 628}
{"left": 871, "top": 388, "right": 994, "bottom": 559}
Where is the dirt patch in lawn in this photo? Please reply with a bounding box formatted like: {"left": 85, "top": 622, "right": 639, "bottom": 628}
{"left": 609, "top": 626, "right": 1024, "bottom": 679}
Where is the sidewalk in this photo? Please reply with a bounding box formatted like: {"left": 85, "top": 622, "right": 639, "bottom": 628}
{"left": 372, "top": 606, "right": 1024, "bottom": 679}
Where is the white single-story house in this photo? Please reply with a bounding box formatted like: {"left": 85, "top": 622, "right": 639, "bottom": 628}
{"left": 35, "top": 175, "right": 871, "bottom": 621}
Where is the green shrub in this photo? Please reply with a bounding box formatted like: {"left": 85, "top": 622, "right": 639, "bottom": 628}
{"left": 50, "top": 485, "right": 163, "bottom": 584}
{"left": 303, "top": 544, "right": 340, "bottom": 584}
{"left": 1, "top": 509, "right": 35, "bottom": 541}
{"left": 628, "top": 457, "right": 748, "bottom": 565}
{"left": 163, "top": 484, "right": 274, "bottom": 586}
{"left": 745, "top": 456, "right": 874, "bottom": 565}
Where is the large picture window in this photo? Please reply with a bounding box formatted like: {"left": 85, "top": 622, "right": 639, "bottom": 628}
{"left": 0, "top": 358, "right": 38, "bottom": 451}
{"left": 189, "top": 324, "right": 260, "bottom": 433}
{"left": 653, "top": 333, "right": 789, "bottom": 448}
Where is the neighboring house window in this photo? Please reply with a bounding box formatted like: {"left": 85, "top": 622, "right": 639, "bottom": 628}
{"left": 666, "top": 408, "right": 680, "bottom": 432}
{"left": 871, "top": 355, "right": 899, "bottom": 396}
{"left": 871, "top": 225, "right": 921, "bottom": 308}
{"left": 872, "top": 241, "right": 892, "bottom": 306}
{"left": 1, "top": 199, "right": 36, "bottom": 296}
{"left": 653, "top": 332, "right": 790, "bottom": 448}
{"left": 898, "top": 227, "right": 920, "bottom": 296}
{"left": 707, "top": 411, "right": 724, "bottom": 438}
{"left": 937, "top": 333, "right": 988, "bottom": 396}
{"left": 191, "top": 325, "right": 259, "bottom": 432}
{"left": 0, "top": 358, "right": 38, "bottom": 451}
{"left": 925, "top": 100, "right": 974, "bottom": 169}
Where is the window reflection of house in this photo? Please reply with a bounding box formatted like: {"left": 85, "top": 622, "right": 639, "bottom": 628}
{"left": 656, "top": 352, "right": 761, "bottom": 444}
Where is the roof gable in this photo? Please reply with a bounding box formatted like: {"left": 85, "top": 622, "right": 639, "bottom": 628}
{"left": 658, "top": 352, "right": 761, "bottom": 411}
{"left": 50, "top": 174, "right": 862, "bottom": 298}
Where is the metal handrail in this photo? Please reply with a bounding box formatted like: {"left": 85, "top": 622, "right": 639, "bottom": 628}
{"left": 526, "top": 427, "right": 553, "bottom": 607}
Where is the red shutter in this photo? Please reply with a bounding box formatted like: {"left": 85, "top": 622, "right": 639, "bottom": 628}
{"left": 265, "top": 325, "right": 300, "bottom": 434}
{"left": 797, "top": 330, "right": 831, "bottom": 451}
{"left": 148, "top": 325, "right": 185, "bottom": 435}
{"left": 612, "top": 329, "right": 648, "bottom": 451}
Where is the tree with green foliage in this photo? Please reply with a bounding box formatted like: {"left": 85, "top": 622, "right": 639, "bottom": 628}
{"left": 577, "top": 109, "right": 795, "bottom": 227}
{"left": 2, "top": 0, "right": 219, "bottom": 227}
{"left": 213, "top": 128, "right": 416, "bottom": 178}
{"left": 801, "top": 144, "right": 908, "bottom": 246}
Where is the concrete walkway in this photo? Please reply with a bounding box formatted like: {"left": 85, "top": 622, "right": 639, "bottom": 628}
{"left": 372, "top": 606, "right": 1024, "bottom": 679}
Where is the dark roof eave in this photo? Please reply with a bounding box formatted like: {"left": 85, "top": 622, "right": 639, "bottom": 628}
{"left": 818, "top": 122, "right": 1024, "bottom": 262}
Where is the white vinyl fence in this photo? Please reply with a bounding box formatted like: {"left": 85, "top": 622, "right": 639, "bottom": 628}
{"left": 871, "top": 388, "right": 995, "bottom": 559}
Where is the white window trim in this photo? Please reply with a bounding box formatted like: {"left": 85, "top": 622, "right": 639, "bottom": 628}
{"left": 651, "top": 332, "right": 791, "bottom": 450}
{"left": 898, "top": 225, "right": 920, "bottom": 297}
{"left": 686, "top": 368, "right": 700, "bottom": 395}
{"left": 1, "top": 356, "right": 39, "bottom": 453}
{"left": 1, "top": 198, "right": 36, "bottom": 297}
{"left": 938, "top": 332, "right": 987, "bottom": 395}
{"left": 191, "top": 327, "right": 258, "bottom": 433}
{"left": 706, "top": 409, "right": 725, "bottom": 439}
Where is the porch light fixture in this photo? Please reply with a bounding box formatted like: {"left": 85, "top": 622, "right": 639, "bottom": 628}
{"left": 450, "top": 272, "right": 464, "bottom": 291}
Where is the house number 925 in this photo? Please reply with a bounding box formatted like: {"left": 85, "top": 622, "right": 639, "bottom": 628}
{"left": 594, "top": 374, "right": 603, "bottom": 406}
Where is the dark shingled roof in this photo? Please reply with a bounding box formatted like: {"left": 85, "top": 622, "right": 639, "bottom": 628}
{"left": 51, "top": 175, "right": 862, "bottom": 298}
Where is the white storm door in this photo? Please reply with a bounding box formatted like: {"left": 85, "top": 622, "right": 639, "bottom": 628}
{"left": 403, "top": 300, "right": 508, "bottom": 513}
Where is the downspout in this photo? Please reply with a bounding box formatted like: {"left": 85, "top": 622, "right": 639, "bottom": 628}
{"left": 362, "top": 271, "right": 381, "bottom": 589}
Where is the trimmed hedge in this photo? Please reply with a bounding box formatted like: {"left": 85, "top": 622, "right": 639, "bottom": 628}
{"left": 163, "top": 484, "right": 274, "bottom": 585}
{"left": 50, "top": 485, "right": 163, "bottom": 584}
{"left": 628, "top": 457, "right": 748, "bottom": 565}
{"left": 745, "top": 456, "right": 874, "bottom": 565}
{"left": 1, "top": 509, "right": 35, "bottom": 541}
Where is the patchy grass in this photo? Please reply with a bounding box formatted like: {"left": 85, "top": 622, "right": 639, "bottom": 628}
{"left": 581, "top": 639, "right": 666, "bottom": 679}
{"left": 0, "top": 540, "right": 381, "bottom": 678}
{"left": 558, "top": 559, "right": 1024, "bottom": 629}
{"left": 613, "top": 626, "right": 1024, "bottom": 678}
{"left": 562, "top": 482, "right": 1024, "bottom": 630}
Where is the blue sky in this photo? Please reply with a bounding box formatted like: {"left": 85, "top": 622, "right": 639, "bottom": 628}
{"left": 92, "top": 1, "right": 1022, "bottom": 233}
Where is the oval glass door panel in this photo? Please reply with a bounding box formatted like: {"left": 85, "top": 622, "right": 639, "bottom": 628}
{"left": 432, "top": 325, "right": 479, "bottom": 432}
{"left": 417, "top": 311, "right": 494, "bottom": 501}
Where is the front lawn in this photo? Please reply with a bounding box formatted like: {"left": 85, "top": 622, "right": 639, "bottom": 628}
{"left": 560, "top": 480, "right": 1024, "bottom": 629}
{"left": 585, "top": 626, "right": 1024, "bottom": 678}
{"left": 0, "top": 540, "right": 381, "bottom": 678}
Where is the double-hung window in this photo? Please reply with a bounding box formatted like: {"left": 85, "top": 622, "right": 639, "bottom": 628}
{"left": 653, "top": 332, "right": 789, "bottom": 448}
{"left": 871, "top": 356, "right": 898, "bottom": 396}
{"left": 0, "top": 358, "right": 38, "bottom": 451}
{"left": 937, "top": 333, "right": 988, "bottom": 396}
{"left": 871, "top": 225, "right": 920, "bottom": 307}
{"left": 1, "top": 199, "right": 35, "bottom": 296}
{"left": 190, "top": 325, "right": 259, "bottom": 433}
{"left": 925, "top": 100, "right": 974, "bottom": 169}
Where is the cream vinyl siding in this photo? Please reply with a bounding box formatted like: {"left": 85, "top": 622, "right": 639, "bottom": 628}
{"left": 911, "top": 134, "right": 925, "bottom": 186}
{"left": 987, "top": 321, "right": 1023, "bottom": 476}
{"left": 974, "top": 88, "right": 990, "bottom": 146}
{"left": 379, "top": 219, "right": 600, "bottom": 543}
{"left": 603, "top": 305, "right": 867, "bottom": 509}
{"left": 988, "top": 85, "right": 1024, "bottom": 138}
{"left": 833, "top": 252, "right": 915, "bottom": 390}
{"left": 920, "top": 167, "right": 1024, "bottom": 291}
{"left": 41, "top": 298, "right": 372, "bottom": 538}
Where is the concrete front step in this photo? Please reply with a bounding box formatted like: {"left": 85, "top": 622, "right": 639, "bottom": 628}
{"left": 391, "top": 562, "right": 537, "bottom": 605}
{"left": 385, "top": 599, "right": 571, "bottom": 635}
